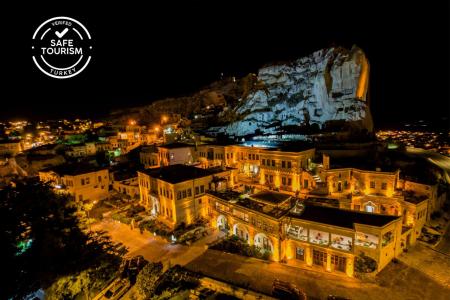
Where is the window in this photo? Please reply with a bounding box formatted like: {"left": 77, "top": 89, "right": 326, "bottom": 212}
{"left": 262, "top": 159, "right": 265, "bottom": 166}
{"left": 198, "top": 198, "right": 202, "bottom": 204}
{"left": 288, "top": 178, "right": 292, "bottom": 186}
{"left": 81, "top": 179, "right": 85, "bottom": 185}
{"left": 177, "top": 191, "right": 181, "bottom": 200}
{"left": 269, "top": 175, "right": 273, "bottom": 183}
{"left": 182, "top": 190, "right": 187, "bottom": 198}
{"left": 256, "top": 155, "right": 259, "bottom": 160}
{"left": 370, "top": 181, "right": 375, "bottom": 189}
{"left": 98, "top": 176, "right": 102, "bottom": 182}
{"left": 287, "top": 161, "right": 292, "bottom": 169}
{"left": 282, "top": 161, "right": 286, "bottom": 168}
{"left": 296, "top": 247, "right": 305, "bottom": 261}
{"left": 195, "top": 186, "right": 200, "bottom": 195}
{"left": 313, "top": 250, "right": 327, "bottom": 266}
{"left": 272, "top": 160, "right": 275, "bottom": 167}
{"left": 381, "top": 182, "right": 387, "bottom": 190}
{"left": 248, "top": 154, "right": 251, "bottom": 159}
{"left": 282, "top": 177, "right": 286, "bottom": 185}
{"left": 200, "top": 185, "right": 205, "bottom": 193}
{"left": 187, "top": 189, "right": 192, "bottom": 197}
{"left": 78, "top": 195, "right": 83, "bottom": 201}
{"left": 354, "top": 205, "right": 361, "bottom": 211}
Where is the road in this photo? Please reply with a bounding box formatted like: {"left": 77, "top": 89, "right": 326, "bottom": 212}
{"left": 435, "top": 222, "right": 450, "bottom": 254}
{"left": 406, "top": 147, "right": 450, "bottom": 183}
{"left": 92, "top": 218, "right": 221, "bottom": 267}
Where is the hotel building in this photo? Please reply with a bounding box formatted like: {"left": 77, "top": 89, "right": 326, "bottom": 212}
{"left": 39, "top": 164, "right": 109, "bottom": 203}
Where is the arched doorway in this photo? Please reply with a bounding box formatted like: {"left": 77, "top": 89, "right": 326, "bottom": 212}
{"left": 151, "top": 195, "right": 160, "bottom": 216}
{"left": 364, "top": 201, "right": 376, "bottom": 213}
{"left": 233, "top": 223, "right": 249, "bottom": 242}
{"left": 217, "top": 215, "right": 228, "bottom": 232}
{"left": 254, "top": 232, "right": 273, "bottom": 253}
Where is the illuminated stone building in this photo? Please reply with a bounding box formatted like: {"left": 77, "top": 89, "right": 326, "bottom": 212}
{"left": 0, "top": 140, "right": 24, "bottom": 156}
{"left": 308, "top": 154, "right": 441, "bottom": 247}
{"left": 195, "top": 143, "right": 316, "bottom": 194}
{"left": 39, "top": 164, "right": 109, "bottom": 203}
{"left": 207, "top": 190, "right": 402, "bottom": 277}
{"left": 138, "top": 164, "right": 237, "bottom": 228}
{"left": 158, "top": 143, "right": 195, "bottom": 166}
{"left": 140, "top": 145, "right": 160, "bottom": 168}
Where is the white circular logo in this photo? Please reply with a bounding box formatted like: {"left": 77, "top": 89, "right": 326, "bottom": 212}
{"left": 32, "top": 16, "right": 92, "bottom": 79}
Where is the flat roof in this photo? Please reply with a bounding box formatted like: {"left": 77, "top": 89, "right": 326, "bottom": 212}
{"left": 330, "top": 156, "right": 398, "bottom": 173}
{"left": 290, "top": 204, "right": 399, "bottom": 229}
{"left": 140, "top": 164, "right": 229, "bottom": 184}
{"left": 159, "top": 142, "right": 194, "bottom": 149}
{"left": 250, "top": 191, "right": 291, "bottom": 205}
{"left": 42, "top": 163, "right": 108, "bottom": 176}
{"left": 208, "top": 190, "right": 291, "bottom": 219}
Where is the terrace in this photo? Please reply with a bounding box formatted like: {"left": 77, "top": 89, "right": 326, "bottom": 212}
{"left": 208, "top": 190, "right": 292, "bottom": 219}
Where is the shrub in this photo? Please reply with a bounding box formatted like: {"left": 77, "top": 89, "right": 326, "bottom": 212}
{"left": 354, "top": 252, "right": 377, "bottom": 273}
{"left": 210, "top": 235, "right": 271, "bottom": 260}
{"left": 136, "top": 262, "right": 164, "bottom": 298}
{"left": 154, "top": 265, "right": 200, "bottom": 296}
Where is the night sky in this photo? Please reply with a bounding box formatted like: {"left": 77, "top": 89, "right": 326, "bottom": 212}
{"left": 2, "top": 2, "right": 449, "bottom": 128}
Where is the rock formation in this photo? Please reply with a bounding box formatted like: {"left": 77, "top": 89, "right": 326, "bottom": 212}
{"left": 110, "top": 45, "right": 373, "bottom": 140}
{"left": 215, "top": 46, "right": 372, "bottom": 137}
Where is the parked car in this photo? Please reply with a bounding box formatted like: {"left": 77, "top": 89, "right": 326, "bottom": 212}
{"left": 272, "top": 279, "right": 307, "bottom": 300}
{"left": 178, "top": 226, "right": 208, "bottom": 244}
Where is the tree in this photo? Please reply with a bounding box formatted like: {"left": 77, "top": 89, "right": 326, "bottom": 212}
{"left": 0, "top": 179, "right": 124, "bottom": 299}
{"left": 136, "top": 262, "right": 164, "bottom": 299}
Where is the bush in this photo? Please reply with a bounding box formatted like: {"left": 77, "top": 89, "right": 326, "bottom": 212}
{"left": 111, "top": 213, "right": 132, "bottom": 225}
{"left": 139, "top": 220, "right": 172, "bottom": 238}
{"left": 154, "top": 265, "right": 200, "bottom": 296}
{"left": 210, "top": 235, "right": 271, "bottom": 260}
{"left": 125, "top": 205, "right": 146, "bottom": 218}
{"left": 354, "top": 252, "right": 377, "bottom": 273}
{"left": 136, "top": 262, "right": 164, "bottom": 298}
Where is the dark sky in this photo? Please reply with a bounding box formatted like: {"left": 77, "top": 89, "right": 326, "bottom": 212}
{"left": 2, "top": 2, "right": 449, "bottom": 128}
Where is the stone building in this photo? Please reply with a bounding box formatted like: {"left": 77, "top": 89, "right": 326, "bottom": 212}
{"left": 39, "top": 164, "right": 109, "bottom": 203}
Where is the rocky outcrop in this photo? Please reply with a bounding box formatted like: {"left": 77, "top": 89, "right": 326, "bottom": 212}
{"left": 216, "top": 46, "right": 372, "bottom": 137}
{"left": 110, "top": 45, "right": 373, "bottom": 140}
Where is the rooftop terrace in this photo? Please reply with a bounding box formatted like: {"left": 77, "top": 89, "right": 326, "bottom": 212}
{"left": 208, "top": 190, "right": 292, "bottom": 219}
{"left": 290, "top": 204, "right": 400, "bottom": 229}
{"left": 140, "top": 164, "right": 231, "bottom": 184}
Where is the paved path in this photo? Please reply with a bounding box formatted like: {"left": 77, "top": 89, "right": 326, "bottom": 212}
{"left": 92, "top": 219, "right": 220, "bottom": 267}
{"left": 435, "top": 221, "right": 450, "bottom": 255}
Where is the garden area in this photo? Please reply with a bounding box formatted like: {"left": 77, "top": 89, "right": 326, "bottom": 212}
{"left": 111, "top": 204, "right": 146, "bottom": 225}
{"left": 135, "top": 263, "right": 200, "bottom": 299}
{"left": 138, "top": 218, "right": 209, "bottom": 243}
{"left": 209, "top": 235, "right": 271, "bottom": 260}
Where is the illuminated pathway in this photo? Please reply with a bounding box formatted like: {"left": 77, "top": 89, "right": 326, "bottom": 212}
{"left": 92, "top": 218, "right": 220, "bottom": 267}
